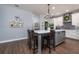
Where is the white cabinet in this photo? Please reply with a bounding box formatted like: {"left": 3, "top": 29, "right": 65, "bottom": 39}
{"left": 65, "top": 30, "right": 79, "bottom": 40}
{"left": 72, "top": 13, "right": 79, "bottom": 26}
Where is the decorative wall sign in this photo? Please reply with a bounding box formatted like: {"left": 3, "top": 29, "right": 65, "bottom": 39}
{"left": 9, "top": 16, "right": 23, "bottom": 28}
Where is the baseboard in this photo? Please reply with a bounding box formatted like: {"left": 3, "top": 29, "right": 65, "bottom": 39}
{"left": 0, "top": 37, "right": 28, "bottom": 44}
{"left": 65, "top": 37, "right": 79, "bottom": 41}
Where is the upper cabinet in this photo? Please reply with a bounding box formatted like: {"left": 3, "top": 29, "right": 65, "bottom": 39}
{"left": 72, "top": 13, "right": 79, "bottom": 27}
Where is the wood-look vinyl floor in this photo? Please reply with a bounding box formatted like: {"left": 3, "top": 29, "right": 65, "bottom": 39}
{"left": 0, "top": 39, "right": 79, "bottom": 54}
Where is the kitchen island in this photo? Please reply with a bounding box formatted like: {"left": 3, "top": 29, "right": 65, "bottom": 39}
{"left": 54, "top": 30, "right": 65, "bottom": 46}
{"left": 34, "top": 29, "right": 65, "bottom": 53}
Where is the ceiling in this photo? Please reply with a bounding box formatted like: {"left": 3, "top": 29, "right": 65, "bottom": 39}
{"left": 9, "top": 4, "right": 79, "bottom": 16}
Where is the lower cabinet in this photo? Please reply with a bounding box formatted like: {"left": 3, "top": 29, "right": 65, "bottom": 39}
{"left": 65, "top": 30, "right": 79, "bottom": 40}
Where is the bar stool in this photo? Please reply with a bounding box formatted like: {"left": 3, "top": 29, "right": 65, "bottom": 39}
{"left": 50, "top": 30, "right": 55, "bottom": 51}
{"left": 41, "top": 32, "right": 51, "bottom": 53}
{"left": 27, "top": 30, "right": 38, "bottom": 53}
{"left": 42, "top": 30, "right": 55, "bottom": 53}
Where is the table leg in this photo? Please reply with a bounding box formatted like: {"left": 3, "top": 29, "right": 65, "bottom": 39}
{"left": 38, "top": 34, "right": 42, "bottom": 54}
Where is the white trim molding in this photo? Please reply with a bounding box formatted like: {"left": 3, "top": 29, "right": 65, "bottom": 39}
{"left": 0, "top": 37, "right": 28, "bottom": 44}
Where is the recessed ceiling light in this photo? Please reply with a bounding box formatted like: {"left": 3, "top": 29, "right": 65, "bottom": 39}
{"left": 65, "top": 10, "right": 69, "bottom": 12}
{"left": 52, "top": 6, "right": 55, "bottom": 10}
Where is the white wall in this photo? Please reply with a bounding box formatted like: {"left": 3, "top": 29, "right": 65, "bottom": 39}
{"left": 0, "top": 5, "right": 40, "bottom": 42}
{"left": 32, "top": 14, "right": 40, "bottom": 29}
{"left": 32, "top": 14, "right": 40, "bottom": 23}
{"left": 53, "top": 16, "right": 63, "bottom": 29}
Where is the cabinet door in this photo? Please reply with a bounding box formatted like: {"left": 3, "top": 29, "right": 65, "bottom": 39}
{"left": 57, "top": 32, "right": 62, "bottom": 43}
{"left": 55, "top": 31, "right": 65, "bottom": 45}
{"left": 55, "top": 32, "right": 61, "bottom": 45}
{"left": 60, "top": 31, "right": 65, "bottom": 41}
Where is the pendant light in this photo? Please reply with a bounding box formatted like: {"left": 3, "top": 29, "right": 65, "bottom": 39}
{"left": 44, "top": 4, "right": 52, "bottom": 19}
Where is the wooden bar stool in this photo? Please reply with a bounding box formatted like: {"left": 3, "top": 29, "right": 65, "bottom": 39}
{"left": 27, "top": 30, "right": 38, "bottom": 53}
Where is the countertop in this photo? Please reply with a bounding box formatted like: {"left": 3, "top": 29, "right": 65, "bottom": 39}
{"left": 34, "top": 29, "right": 65, "bottom": 33}
{"left": 54, "top": 29, "right": 65, "bottom": 32}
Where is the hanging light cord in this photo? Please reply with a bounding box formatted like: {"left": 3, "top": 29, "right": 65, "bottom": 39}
{"left": 48, "top": 4, "right": 50, "bottom": 14}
